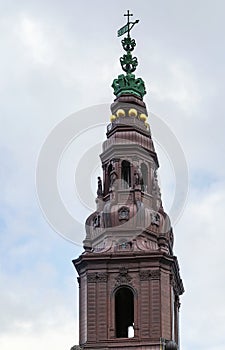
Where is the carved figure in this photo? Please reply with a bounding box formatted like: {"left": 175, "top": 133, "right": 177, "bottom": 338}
{"left": 134, "top": 165, "right": 143, "bottom": 186}
{"left": 97, "top": 176, "right": 103, "bottom": 197}
{"left": 109, "top": 166, "right": 117, "bottom": 188}
{"left": 151, "top": 212, "right": 160, "bottom": 226}
{"left": 134, "top": 171, "right": 139, "bottom": 186}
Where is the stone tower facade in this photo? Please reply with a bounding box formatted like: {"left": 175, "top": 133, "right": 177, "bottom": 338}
{"left": 73, "top": 12, "right": 184, "bottom": 350}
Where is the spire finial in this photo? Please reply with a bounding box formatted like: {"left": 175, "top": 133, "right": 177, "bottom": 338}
{"left": 112, "top": 11, "right": 146, "bottom": 99}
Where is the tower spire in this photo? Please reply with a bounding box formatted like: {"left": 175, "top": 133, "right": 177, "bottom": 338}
{"left": 73, "top": 13, "right": 184, "bottom": 350}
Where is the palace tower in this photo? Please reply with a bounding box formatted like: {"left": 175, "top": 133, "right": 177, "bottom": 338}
{"left": 73, "top": 11, "right": 184, "bottom": 350}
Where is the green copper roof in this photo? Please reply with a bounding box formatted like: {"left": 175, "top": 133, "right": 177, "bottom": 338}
{"left": 112, "top": 10, "right": 146, "bottom": 99}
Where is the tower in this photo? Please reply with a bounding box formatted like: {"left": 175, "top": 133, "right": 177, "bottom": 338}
{"left": 73, "top": 11, "right": 184, "bottom": 350}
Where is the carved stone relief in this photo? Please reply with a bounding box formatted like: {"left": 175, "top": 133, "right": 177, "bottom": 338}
{"left": 151, "top": 270, "right": 161, "bottom": 280}
{"left": 118, "top": 206, "right": 130, "bottom": 221}
{"left": 139, "top": 270, "right": 151, "bottom": 281}
{"left": 139, "top": 269, "right": 161, "bottom": 281}
{"left": 87, "top": 272, "right": 108, "bottom": 283}
{"left": 114, "top": 239, "right": 133, "bottom": 252}
{"left": 115, "top": 266, "right": 132, "bottom": 286}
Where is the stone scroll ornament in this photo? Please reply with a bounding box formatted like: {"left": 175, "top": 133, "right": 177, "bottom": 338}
{"left": 112, "top": 10, "right": 146, "bottom": 99}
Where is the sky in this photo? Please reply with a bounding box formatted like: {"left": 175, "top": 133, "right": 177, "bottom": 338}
{"left": 0, "top": 1, "right": 225, "bottom": 349}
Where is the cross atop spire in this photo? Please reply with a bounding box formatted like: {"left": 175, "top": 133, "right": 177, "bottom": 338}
{"left": 124, "top": 9, "right": 133, "bottom": 20}
{"left": 124, "top": 10, "right": 136, "bottom": 38}
{"left": 124, "top": 9, "right": 133, "bottom": 32}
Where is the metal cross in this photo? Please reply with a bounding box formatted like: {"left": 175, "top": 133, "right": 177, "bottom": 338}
{"left": 124, "top": 10, "right": 133, "bottom": 23}
{"left": 124, "top": 10, "right": 133, "bottom": 37}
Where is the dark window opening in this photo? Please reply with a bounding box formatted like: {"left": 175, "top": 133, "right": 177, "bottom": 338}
{"left": 121, "top": 160, "right": 131, "bottom": 189}
{"left": 105, "top": 163, "right": 112, "bottom": 194}
{"left": 115, "top": 287, "right": 134, "bottom": 338}
{"left": 141, "top": 163, "right": 148, "bottom": 192}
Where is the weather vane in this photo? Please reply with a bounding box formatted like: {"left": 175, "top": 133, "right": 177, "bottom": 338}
{"left": 117, "top": 10, "right": 139, "bottom": 38}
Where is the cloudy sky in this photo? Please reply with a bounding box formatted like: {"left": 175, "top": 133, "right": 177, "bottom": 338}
{"left": 1, "top": 1, "right": 225, "bottom": 349}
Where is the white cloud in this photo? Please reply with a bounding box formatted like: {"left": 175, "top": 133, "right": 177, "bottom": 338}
{"left": 151, "top": 59, "right": 202, "bottom": 113}
{"left": 175, "top": 182, "right": 225, "bottom": 350}
{"left": 17, "top": 16, "right": 54, "bottom": 65}
{"left": 0, "top": 325, "right": 76, "bottom": 350}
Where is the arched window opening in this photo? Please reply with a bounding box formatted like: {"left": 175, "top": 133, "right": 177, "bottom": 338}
{"left": 141, "top": 163, "right": 148, "bottom": 192}
{"left": 121, "top": 160, "right": 131, "bottom": 189}
{"left": 115, "top": 287, "right": 134, "bottom": 338}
